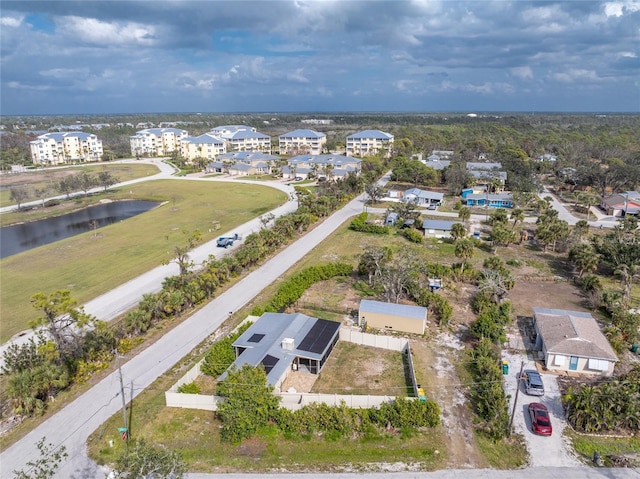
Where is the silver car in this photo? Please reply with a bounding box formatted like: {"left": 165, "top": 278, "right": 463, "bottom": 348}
{"left": 522, "top": 369, "right": 545, "bottom": 396}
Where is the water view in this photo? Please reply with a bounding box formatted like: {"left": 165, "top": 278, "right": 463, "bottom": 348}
{"left": 0, "top": 200, "right": 159, "bottom": 258}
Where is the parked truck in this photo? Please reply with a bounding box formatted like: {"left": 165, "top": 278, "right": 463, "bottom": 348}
{"left": 216, "top": 233, "right": 240, "bottom": 248}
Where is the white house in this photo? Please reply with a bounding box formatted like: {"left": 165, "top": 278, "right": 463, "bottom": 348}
{"left": 533, "top": 308, "right": 618, "bottom": 377}
{"left": 346, "top": 130, "right": 394, "bottom": 158}
{"left": 30, "top": 132, "right": 103, "bottom": 165}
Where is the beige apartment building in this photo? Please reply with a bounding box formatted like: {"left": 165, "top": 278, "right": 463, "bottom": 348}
{"left": 30, "top": 132, "right": 103, "bottom": 165}
{"left": 346, "top": 129, "right": 394, "bottom": 158}
{"left": 278, "top": 129, "right": 326, "bottom": 155}
{"left": 180, "top": 133, "right": 226, "bottom": 161}
{"left": 210, "top": 125, "right": 271, "bottom": 153}
{"left": 130, "top": 127, "right": 189, "bottom": 157}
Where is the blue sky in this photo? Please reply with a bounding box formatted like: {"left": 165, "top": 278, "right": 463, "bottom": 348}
{"left": 1, "top": 1, "right": 639, "bottom": 115}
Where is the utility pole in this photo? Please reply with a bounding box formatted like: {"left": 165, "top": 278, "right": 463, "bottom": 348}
{"left": 508, "top": 361, "right": 525, "bottom": 436}
{"left": 115, "top": 350, "right": 129, "bottom": 445}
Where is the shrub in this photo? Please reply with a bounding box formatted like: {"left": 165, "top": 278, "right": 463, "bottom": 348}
{"left": 349, "top": 212, "right": 391, "bottom": 234}
{"left": 177, "top": 381, "right": 201, "bottom": 394}
{"left": 401, "top": 228, "right": 424, "bottom": 243}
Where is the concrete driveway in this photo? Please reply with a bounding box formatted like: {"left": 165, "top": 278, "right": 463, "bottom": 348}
{"left": 502, "top": 351, "right": 581, "bottom": 467}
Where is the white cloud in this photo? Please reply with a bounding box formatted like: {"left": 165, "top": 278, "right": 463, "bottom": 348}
{"left": 510, "top": 66, "right": 534, "bottom": 80}
{"left": 551, "top": 69, "right": 599, "bottom": 83}
{"left": 1, "top": 16, "right": 23, "bottom": 27}
{"left": 604, "top": 1, "right": 640, "bottom": 17}
{"left": 58, "top": 16, "right": 157, "bottom": 46}
{"left": 7, "top": 81, "right": 50, "bottom": 91}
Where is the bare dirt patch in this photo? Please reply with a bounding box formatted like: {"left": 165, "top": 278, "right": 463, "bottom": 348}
{"left": 508, "top": 280, "right": 587, "bottom": 318}
{"left": 411, "top": 334, "right": 487, "bottom": 469}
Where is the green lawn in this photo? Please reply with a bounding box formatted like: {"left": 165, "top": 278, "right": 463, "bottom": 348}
{"left": 0, "top": 163, "right": 159, "bottom": 208}
{"left": 0, "top": 180, "right": 286, "bottom": 342}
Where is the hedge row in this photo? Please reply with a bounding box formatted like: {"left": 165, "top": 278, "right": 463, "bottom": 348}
{"left": 349, "top": 212, "right": 390, "bottom": 234}
{"left": 252, "top": 262, "right": 353, "bottom": 315}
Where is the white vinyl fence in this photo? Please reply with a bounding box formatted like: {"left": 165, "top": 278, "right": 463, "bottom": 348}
{"left": 166, "top": 328, "right": 418, "bottom": 411}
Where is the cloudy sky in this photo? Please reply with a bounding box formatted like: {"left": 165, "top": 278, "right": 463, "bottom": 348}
{"left": 1, "top": 0, "right": 638, "bottom": 115}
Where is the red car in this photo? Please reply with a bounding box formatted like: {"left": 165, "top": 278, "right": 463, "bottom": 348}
{"left": 528, "top": 402, "right": 552, "bottom": 436}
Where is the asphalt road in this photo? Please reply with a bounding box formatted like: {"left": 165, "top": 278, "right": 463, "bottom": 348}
{"left": 187, "top": 469, "right": 640, "bottom": 479}
{"left": 0, "top": 180, "right": 368, "bottom": 478}
{"left": 0, "top": 171, "right": 297, "bottom": 361}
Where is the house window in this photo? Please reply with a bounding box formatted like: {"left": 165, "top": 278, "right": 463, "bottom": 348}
{"left": 554, "top": 355, "right": 565, "bottom": 366}
{"left": 588, "top": 358, "right": 609, "bottom": 371}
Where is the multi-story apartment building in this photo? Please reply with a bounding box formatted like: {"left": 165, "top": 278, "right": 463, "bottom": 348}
{"left": 346, "top": 130, "right": 394, "bottom": 158}
{"left": 29, "top": 132, "right": 103, "bottom": 165}
{"left": 129, "top": 128, "right": 189, "bottom": 157}
{"left": 180, "top": 133, "right": 226, "bottom": 161}
{"left": 278, "top": 129, "right": 326, "bottom": 156}
{"left": 210, "top": 125, "right": 271, "bottom": 153}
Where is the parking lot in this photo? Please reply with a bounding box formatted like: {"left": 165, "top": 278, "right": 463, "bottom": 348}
{"left": 502, "top": 350, "right": 582, "bottom": 467}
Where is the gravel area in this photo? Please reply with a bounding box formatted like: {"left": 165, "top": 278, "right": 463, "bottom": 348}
{"left": 502, "top": 350, "right": 581, "bottom": 467}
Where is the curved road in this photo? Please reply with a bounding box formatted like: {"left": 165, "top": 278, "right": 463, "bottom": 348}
{"left": 0, "top": 166, "right": 297, "bottom": 360}
{"left": 0, "top": 177, "right": 370, "bottom": 477}
{"left": 2, "top": 173, "right": 633, "bottom": 478}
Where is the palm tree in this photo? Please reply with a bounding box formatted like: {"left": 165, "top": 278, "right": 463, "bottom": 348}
{"left": 458, "top": 206, "right": 471, "bottom": 223}
{"left": 510, "top": 208, "right": 524, "bottom": 228}
{"left": 454, "top": 238, "right": 475, "bottom": 274}
{"left": 451, "top": 222, "right": 467, "bottom": 241}
{"left": 568, "top": 243, "right": 600, "bottom": 278}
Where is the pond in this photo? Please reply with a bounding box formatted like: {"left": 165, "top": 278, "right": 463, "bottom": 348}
{"left": 0, "top": 200, "right": 159, "bottom": 259}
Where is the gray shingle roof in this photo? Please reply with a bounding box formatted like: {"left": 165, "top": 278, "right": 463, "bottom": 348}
{"left": 533, "top": 308, "right": 618, "bottom": 361}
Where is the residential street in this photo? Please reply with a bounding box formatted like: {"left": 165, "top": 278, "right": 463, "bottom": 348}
{"left": 1, "top": 171, "right": 633, "bottom": 478}
{"left": 187, "top": 469, "right": 640, "bottom": 479}
{"left": 0, "top": 181, "right": 370, "bottom": 478}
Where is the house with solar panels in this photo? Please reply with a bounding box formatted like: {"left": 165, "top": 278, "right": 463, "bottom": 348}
{"left": 279, "top": 129, "right": 327, "bottom": 155}
{"left": 346, "top": 130, "right": 394, "bottom": 158}
{"left": 358, "top": 299, "right": 428, "bottom": 335}
{"left": 221, "top": 312, "right": 341, "bottom": 392}
{"left": 30, "top": 132, "right": 104, "bottom": 165}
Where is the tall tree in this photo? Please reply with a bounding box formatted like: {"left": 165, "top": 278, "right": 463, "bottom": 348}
{"left": 29, "top": 290, "right": 96, "bottom": 362}
{"left": 10, "top": 185, "right": 30, "bottom": 209}
{"left": 451, "top": 222, "right": 467, "bottom": 241}
{"left": 454, "top": 238, "right": 475, "bottom": 274}
{"left": 458, "top": 206, "right": 471, "bottom": 223}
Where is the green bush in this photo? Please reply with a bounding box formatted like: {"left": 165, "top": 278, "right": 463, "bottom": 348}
{"left": 349, "top": 212, "right": 391, "bottom": 234}
{"left": 177, "top": 381, "right": 201, "bottom": 394}
{"left": 201, "top": 322, "right": 252, "bottom": 378}
{"left": 401, "top": 228, "right": 424, "bottom": 243}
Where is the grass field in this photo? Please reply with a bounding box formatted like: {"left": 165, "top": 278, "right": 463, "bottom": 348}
{"left": 0, "top": 179, "right": 286, "bottom": 342}
{"left": 0, "top": 163, "right": 159, "bottom": 208}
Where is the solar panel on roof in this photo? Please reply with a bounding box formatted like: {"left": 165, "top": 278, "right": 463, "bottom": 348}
{"left": 248, "top": 333, "right": 265, "bottom": 343}
{"left": 298, "top": 319, "right": 340, "bottom": 354}
{"left": 261, "top": 354, "right": 279, "bottom": 375}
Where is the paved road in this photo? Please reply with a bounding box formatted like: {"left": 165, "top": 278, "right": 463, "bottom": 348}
{"left": 0, "top": 182, "right": 369, "bottom": 478}
{"left": 0, "top": 171, "right": 297, "bottom": 361}
{"left": 0, "top": 158, "right": 176, "bottom": 214}
{"left": 187, "top": 469, "right": 640, "bottom": 479}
